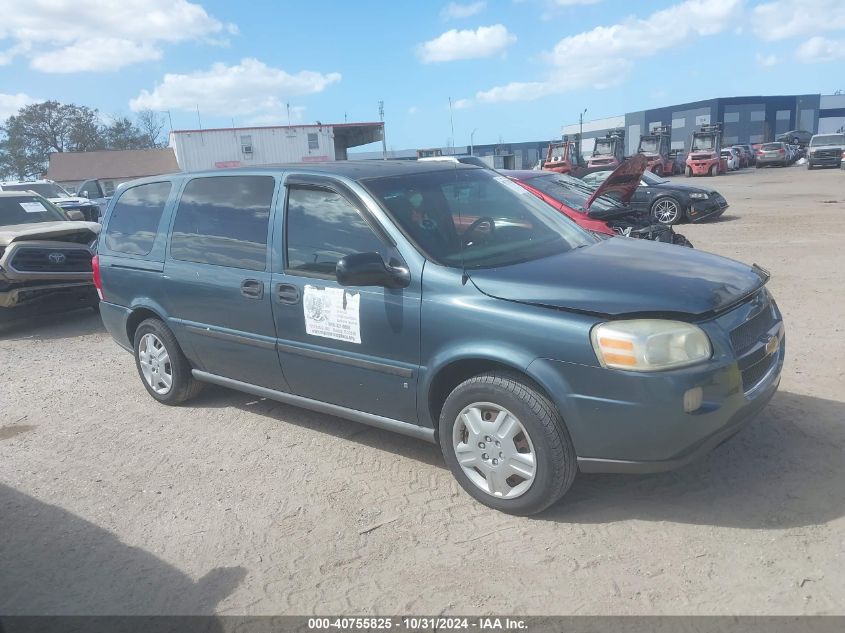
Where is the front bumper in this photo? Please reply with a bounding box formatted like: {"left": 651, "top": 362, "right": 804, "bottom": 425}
{"left": 529, "top": 294, "right": 785, "bottom": 472}
{"left": 686, "top": 159, "right": 717, "bottom": 175}
{"left": 0, "top": 281, "right": 98, "bottom": 320}
{"left": 688, "top": 196, "right": 729, "bottom": 223}
{"left": 808, "top": 155, "right": 842, "bottom": 167}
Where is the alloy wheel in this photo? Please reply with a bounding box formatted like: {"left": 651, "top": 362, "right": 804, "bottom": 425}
{"left": 452, "top": 402, "right": 536, "bottom": 499}
{"left": 138, "top": 333, "right": 173, "bottom": 395}
{"left": 653, "top": 198, "right": 680, "bottom": 224}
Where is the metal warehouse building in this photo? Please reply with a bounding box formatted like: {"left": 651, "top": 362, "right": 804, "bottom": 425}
{"left": 169, "top": 121, "right": 384, "bottom": 172}
{"left": 565, "top": 93, "right": 845, "bottom": 157}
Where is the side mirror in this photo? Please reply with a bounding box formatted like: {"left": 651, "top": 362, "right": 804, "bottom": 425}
{"left": 336, "top": 252, "right": 410, "bottom": 289}
{"left": 66, "top": 209, "right": 85, "bottom": 221}
{"left": 78, "top": 190, "right": 89, "bottom": 198}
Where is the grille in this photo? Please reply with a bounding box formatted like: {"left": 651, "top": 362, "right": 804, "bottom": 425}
{"left": 11, "top": 247, "right": 92, "bottom": 273}
{"left": 741, "top": 352, "right": 777, "bottom": 393}
{"left": 730, "top": 299, "right": 776, "bottom": 355}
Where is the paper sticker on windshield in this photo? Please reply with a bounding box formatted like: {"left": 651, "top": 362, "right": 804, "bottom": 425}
{"left": 303, "top": 285, "right": 361, "bottom": 344}
{"left": 20, "top": 202, "right": 45, "bottom": 213}
{"left": 494, "top": 175, "right": 529, "bottom": 195}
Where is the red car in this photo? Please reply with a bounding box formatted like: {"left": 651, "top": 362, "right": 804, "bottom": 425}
{"left": 505, "top": 155, "right": 693, "bottom": 247}
{"left": 507, "top": 155, "right": 647, "bottom": 237}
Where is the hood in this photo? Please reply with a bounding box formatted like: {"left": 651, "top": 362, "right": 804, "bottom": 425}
{"left": 468, "top": 237, "right": 766, "bottom": 318}
{"left": 0, "top": 221, "right": 100, "bottom": 247}
{"left": 585, "top": 154, "right": 648, "bottom": 209}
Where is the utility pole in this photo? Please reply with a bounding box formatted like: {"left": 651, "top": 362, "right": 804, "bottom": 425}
{"left": 470, "top": 128, "right": 478, "bottom": 156}
{"left": 578, "top": 108, "right": 587, "bottom": 161}
{"left": 378, "top": 101, "right": 386, "bottom": 159}
{"left": 449, "top": 97, "right": 455, "bottom": 155}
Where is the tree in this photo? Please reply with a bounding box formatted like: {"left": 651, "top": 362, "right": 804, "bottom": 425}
{"left": 1, "top": 101, "right": 105, "bottom": 178}
{"left": 104, "top": 117, "right": 148, "bottom": 150}
{"left": 135, "top": 109, "right": 167, "bottom": 148}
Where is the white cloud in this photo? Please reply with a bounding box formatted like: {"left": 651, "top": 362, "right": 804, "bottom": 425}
{"left": 466, "top": 0, "right": 740, "bottom": 104}
{"left": 752, "top": 0, "right": 845, "bottom": 41}
{"left": 0, "top": 92, "right": 40, "bottom": 120}
{"left": 0, "top": 0, "right": 234, "bottom": 73}
{"left": 755, "top": 52, "right": 778, "bottom": 67}
{"left": 417, "top": 25, "right": 516, "bottom": 63}
{"left": 796, "top": 36, "right": 845, "bottom": 63}
{"left": 453, "top": 98, "right": 473, "bottom": 109}
{"left": 441, "top": 1, "right": 486, "bottom": 20}
{"left": 129, "top": 58, "right": 341, "bottom": 117}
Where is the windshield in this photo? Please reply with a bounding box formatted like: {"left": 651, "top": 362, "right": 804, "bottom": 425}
{"left": 692, "top": 136, "right": 716, "bottom": 151}
{"left": 0, "top": 195, "right": 67, "bottom": 225}
{"left": 810, "top": 134, "right": 845, "bottom": 146}
{"left": 4, "top": 182, "right": 70, "bottom": 198}
{"left": 762, "top": 143, "right": 783, "bottom": 150}
{"left": 363, "top": 169, "right": 592, "bottom": 269}
{"left": 593, "top": 140, "right": 613, "bottom": 155}
{"left": 639, "top": 138, "right": 659, "bottom": 153}
{"left": 640, "top": 171, "right": 668, "bottom": 186}
{"left": 521, "top": 173, "right": 622, "bottom": 213}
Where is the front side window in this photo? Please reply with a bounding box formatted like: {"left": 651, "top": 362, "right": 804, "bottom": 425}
{"left": 170, "top": 176, "right": 274, "bottom": 271}
{"left": 105, "top": 181, "right": 172, "bottom": 255}
{"left": 286, "top": 187, "right": 388, "bottom": 276}
{"left": 363, "top": 169, "right": 591, "bottom": 269}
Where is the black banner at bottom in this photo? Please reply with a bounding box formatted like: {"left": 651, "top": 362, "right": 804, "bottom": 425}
{"left": 1, "top": 616, "right": 845, "bottom": 633}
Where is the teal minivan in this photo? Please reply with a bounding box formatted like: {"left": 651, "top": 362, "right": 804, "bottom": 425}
{"left": 95, "top": 162, "right": 784, "bottom": 515}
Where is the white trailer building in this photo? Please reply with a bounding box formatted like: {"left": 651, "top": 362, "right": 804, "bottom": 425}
{"left": 169, "top": 122, "right": 384, "bottom": 172}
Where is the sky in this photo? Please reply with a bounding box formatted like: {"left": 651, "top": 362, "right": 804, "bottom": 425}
{"left": 0, "top": 0, "right": 843, "bottom": 152}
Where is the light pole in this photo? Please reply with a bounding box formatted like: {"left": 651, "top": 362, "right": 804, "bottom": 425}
{"left": 470, "top": 128, "right": 478, "bottom": 156}
{"left": 578, "top": 108, "right": 587, "bottom": 162}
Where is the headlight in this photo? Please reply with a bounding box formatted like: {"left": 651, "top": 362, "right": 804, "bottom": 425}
{"left": 688, "top": 192, "right": 709, "bottom": 200}
{"left": 591, "top": 320, "right": 712, "bottom": 371}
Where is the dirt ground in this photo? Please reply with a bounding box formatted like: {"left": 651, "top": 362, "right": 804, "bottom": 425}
{"left": 1, "top": 165, "right": 843, "bottom": 616}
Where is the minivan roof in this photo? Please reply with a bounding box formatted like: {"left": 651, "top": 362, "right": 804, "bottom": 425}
{"left": 166, "top": 160, "right": 478, "bottom": 182}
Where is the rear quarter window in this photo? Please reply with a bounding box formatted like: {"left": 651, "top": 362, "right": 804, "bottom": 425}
{"left": 105, "top": 181, "right": 172, "bottom": 255}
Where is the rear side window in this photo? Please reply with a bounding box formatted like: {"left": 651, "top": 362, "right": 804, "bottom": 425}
{"left": 170, "top": 175, "right": 275, "bottom": 271}
{"left": 286, "top": 187, "right": 388, "bottom": 276}
{"left": 105, "top": 182, "right": 171, "bottom": 255}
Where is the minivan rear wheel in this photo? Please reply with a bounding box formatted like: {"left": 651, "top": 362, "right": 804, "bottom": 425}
{"left": 133, "top": 318, "right": 203, "bottom": 405}
{"left": 439, "top": 372, "right": 577, "bottom": 515}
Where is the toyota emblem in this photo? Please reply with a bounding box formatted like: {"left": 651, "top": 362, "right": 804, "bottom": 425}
{"left": 48, "top": 252, "right": 67, "bottom": 265}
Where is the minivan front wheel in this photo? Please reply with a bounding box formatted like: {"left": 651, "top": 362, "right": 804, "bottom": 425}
{"left": 439, "top": 372, "right": 577, "bottom": 515}
{"left": 133, "top": 318, "right": 203, "bottom": 405}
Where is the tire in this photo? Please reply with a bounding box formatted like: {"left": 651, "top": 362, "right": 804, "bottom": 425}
{"left": 709, "top": 164, "right": 718, "bottom": 177}
{"left": 651, "top": 197, "right": 683, "bottom": 225}
{"left": 685, "top": 166, "right": 692, "bottom": 177}
{"left": 133, "top": 318, "right": 203, "bottom": 405}
{"left": 807, "top": 163, "right": 814, "bottom": 170}
{"left": 439, "top": 372, "right": 577, "bottom": 515}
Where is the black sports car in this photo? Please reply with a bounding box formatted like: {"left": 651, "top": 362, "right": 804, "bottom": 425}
{"left": 580, "top": 169, "right": 729, "bottom": 225}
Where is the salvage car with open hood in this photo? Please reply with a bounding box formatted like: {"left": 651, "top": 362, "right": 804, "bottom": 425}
{"left": 96, "top": 161, "right": 784, "bottom": 515}
{"left": 0, "top": 192, "right": 100, "bottom": 321}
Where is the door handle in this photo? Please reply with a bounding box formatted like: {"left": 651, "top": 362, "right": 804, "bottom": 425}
{"left": 240, "top": 279, "right": 264, "bottom": 299}
{"left": 277, "top": 283, "right": 301, "bottom": 304}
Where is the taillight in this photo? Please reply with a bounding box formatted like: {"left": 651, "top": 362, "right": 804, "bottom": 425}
{"left": 778, "top": 149, "right": 785, "bottom": 155}
{"left": 92, "top": 254, "right": 104, "bottom": 300}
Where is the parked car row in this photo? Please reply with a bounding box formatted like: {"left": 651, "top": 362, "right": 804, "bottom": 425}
{"left": 0, "top": 179, "right": 102, "bottom": 222}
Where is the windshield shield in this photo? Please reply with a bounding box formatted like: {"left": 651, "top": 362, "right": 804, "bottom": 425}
{"left": 810, "top": 134, "right": 845, "bottom": 146}
{"left": 593, "top": 140, "right": 613, "bottom": 155}
{"left": 4, "top": 182, "right": 69, "bottom": 198}
{"left": 0, "top": 196, "right": 67, "bottom": 225}
{"left": 640, "top": 171, "right": 668, "bottom": 186}
{"left": 692, "top": 136, "right": 716, "bottom": 151}
{"left": 522, "top": 173, "right": 623, "bottom": 212}
{"left": 363, "top": 169, "right": 593, "bottom": 269}
{"left": 639, "top": 139, "right": 659, "bottom": 153}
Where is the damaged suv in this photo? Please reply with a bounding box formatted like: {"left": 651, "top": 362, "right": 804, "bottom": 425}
{"left": 0, "top": 192, "right": 100, "bottom": 322}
